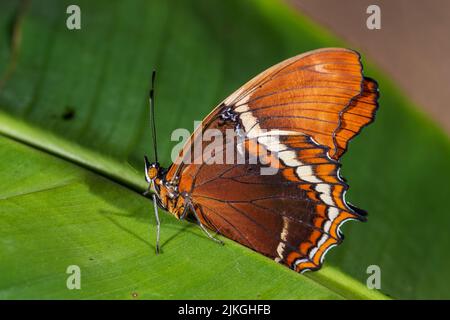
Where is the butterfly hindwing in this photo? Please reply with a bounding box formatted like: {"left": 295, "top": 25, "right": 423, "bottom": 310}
{"left": 171, "top": 134, "right": 362, "bottom": 272}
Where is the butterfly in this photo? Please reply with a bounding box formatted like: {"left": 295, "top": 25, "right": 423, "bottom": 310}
{"left": 144, "top": 48, "right": 379, "bottom": 273}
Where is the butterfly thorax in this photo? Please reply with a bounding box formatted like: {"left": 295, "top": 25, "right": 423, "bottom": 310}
{"left": 145, "top": 158, "right": 186, "bottom": 219}
{"left": 153, "top": 173, "right": 186, "bottom": 219}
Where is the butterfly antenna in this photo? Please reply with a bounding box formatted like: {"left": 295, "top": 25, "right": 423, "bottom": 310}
{"left": 149, "top": 70, "right": 158, "bottom": 163}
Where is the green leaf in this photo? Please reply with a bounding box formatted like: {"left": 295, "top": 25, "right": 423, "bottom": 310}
{"left": 0, "top": 134, "right": 385, "bottom": 299}
{"left": 0, "top": 0, "right": 448, "bottom": 299}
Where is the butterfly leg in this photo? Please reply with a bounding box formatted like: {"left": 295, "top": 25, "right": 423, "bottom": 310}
{"left": 143, "top": 185, "right": 151, "bottom": 196}
{"left": 183, "top": 198, "right": 224, "bottom": 246}
{"left": 152, "top": 193, "right": 161, "bottom": 254}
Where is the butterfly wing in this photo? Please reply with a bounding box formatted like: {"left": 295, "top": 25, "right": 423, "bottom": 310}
{"left": 183, "top": 134, "right": 365, "bottom": 272}
{"left": 165, "top": 48, "right": 378, "bottom": 272}
{"left": 225, "top": 48, "right": 378, "bottom": 160}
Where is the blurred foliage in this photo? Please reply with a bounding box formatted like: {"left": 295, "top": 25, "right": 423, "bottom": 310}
{"left": 0, "top": 0, "right": 449, "bottom": 299}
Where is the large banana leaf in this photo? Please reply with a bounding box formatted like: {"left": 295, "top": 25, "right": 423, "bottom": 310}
{"left": 0, "top": 0, "right": 449, "bottom": 299}
{"left": 1, "top": 134, "right": 381, "bottom": 299}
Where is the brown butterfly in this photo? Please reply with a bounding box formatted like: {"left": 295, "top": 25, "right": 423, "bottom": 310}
{"left": 144, "top": 48, "right": 379, "bottom": 273}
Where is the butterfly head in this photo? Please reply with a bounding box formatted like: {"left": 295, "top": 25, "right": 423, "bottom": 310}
{"left": 144, "top": 155, "right": 160, "bottom": 183}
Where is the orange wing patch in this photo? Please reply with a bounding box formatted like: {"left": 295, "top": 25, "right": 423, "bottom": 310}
{"left": 333, "top": 77, "right": 379, "bottom": 159}
{"left": 225, "top": 48, "right": 377, "bottom": 162}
